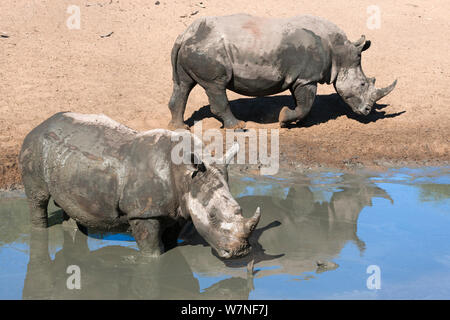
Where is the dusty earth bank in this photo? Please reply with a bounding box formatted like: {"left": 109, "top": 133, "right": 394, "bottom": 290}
{"left": 0, "top": 0, "right": 449, "bottom": 188}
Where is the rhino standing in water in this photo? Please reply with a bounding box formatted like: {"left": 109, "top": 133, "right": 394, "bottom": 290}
{"left": 19, "top": 112, "right": 261, "bottom": 258}
{"left": 168, "top": 14, "right": 397, "bottom": 129}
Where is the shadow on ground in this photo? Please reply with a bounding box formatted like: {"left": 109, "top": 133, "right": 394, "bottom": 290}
{"left": 186, "top": 93, "right": 405, "bottom": 128}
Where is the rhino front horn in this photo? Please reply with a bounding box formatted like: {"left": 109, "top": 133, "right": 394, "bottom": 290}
{"left": 374, "top": 79, "right": 397, "bottom": 102}
{"left": 245, "top": 207, "right": 261, "bottom": 235}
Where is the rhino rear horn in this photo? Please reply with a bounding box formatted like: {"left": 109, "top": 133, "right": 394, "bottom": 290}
{"left": 373, "top": 79, "right": 397, "bottom": 102}
{"left": 244, "top": 207, "right": 261, "bottom": 235}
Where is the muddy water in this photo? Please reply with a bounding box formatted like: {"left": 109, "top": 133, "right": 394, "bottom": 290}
{"left": 0, "top": 167, "right": 449, "bottom": 299}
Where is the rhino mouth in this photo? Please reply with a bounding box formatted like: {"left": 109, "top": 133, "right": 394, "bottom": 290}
{"left": 216, "top": 244, "right": 252, "bottom": 259}
{"left": 358, "top": 105, "right": 372, "bottom": 116}
{"left": 337, "top": 79, "right": 397, "bottom": 117}
{"left": 357, "top": 79, "right": 398, "bottom": 116}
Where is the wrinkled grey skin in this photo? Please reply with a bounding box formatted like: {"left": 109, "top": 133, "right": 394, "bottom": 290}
{"left": 19, "top": 112, "right": 261, "bottom": 258}
{"left": 168, "top": 14, "right": 397, "bottom": 128}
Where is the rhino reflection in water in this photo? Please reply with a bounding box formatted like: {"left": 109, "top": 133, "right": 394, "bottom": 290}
{"left": 179, "top": 175, "right": 393, "bottom": 277}
{"left": 22, "top": 175, "right": 393, "bottom": 299}
{"left": 23, "top": 226, "right": 255, "bottom": 300}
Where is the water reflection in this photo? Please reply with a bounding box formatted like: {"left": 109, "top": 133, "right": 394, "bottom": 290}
{"left": 8, "top": 169, "right": 448, "bottom": 299}
{"left": 418, "top": 184, "right": 450, "bottom": 202}
{"left": 23, "top": 226, "right": 255, "bottom": 299}
{"left": 179, "top": 174, "right": 393, "bottom": 278}
{"left": 15, "top": 173, "right": 394, "bottom": 299}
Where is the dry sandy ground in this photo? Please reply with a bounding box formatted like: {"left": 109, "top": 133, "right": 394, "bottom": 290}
{"left": 0, "top": 0, "right": 449, "bottom": 188}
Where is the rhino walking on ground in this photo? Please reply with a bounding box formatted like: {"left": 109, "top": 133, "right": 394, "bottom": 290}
{"left": 168, "top": 14, "right": 397, "bottom": 129}
{"left": 19, "top": 112, "right": 261, "bottom": 258}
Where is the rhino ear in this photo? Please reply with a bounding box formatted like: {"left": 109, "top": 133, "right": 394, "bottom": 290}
{"left": 353, "top": 35, "right": 366, "bottom": 47}
{"left": 354, "top": 35, "right": 371, "bottom": 52}
{"left": 361, "top": 40, "right": 371, "bottom": 52}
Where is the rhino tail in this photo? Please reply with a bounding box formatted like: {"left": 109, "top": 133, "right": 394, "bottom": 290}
{"left": 171, "top": 33, "right": 184, "bottom": 85}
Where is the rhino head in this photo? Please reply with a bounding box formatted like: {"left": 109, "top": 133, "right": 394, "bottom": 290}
{"left": 331, "top": 35, "right": 397, "bottom": 116}
{"left": 176, "top": 143, "right": 261, "bottom": 259}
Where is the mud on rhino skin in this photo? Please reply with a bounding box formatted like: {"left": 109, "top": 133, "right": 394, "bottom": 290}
{"left": 19, "top": 112, "right": 262, "bottom": 259}
{"left": 168, "top": 14, "right": 396, "bottom": 129}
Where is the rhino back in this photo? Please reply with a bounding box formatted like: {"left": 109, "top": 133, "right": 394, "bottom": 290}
{"left": 178, "top": 14, "right": 344, "bottom": 95}
{"left": 25, "top": 112, "right": 137, "bottom": 229}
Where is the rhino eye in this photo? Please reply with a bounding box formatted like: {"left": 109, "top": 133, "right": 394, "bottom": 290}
{"left": 360, "top": 82, "right": 366, "bottom": 87}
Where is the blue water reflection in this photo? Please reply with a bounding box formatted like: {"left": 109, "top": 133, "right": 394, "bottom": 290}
{"left": 0, "top": 167, "right": 448, "bottom": 299}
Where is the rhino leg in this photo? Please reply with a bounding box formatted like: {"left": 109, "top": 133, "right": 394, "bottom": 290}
{"left": 279, "top": 83, "right": 317, "bottom": 127}
{"left": 205, "top": 87, "right": 245, "bottom": 129}
{"left": 22, "top": 174, "right": 50, "bottom": 228}
{"left": 129, "top": 218, "right": 164, "bottom": 257}
{"left": 168, "top": 69, "right": 196, "bottom": 130}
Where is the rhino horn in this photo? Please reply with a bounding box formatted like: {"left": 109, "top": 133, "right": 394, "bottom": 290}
{"left": 244, "top": 207, "right": 261, "bottom": 235}
{"left": 373, "top": 79, "right": 397, "bottom": 102}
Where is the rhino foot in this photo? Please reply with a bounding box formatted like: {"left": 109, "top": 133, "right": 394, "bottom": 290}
{"left": 223, "top": 120, "right": 246, "bottom": 130}
{"left": 62, "top": 217, "right": 78, "bottom": 229}
{"left": 279, "top": 106, "right": 298, "bottom": 128}
{"left": 168, "top": 120, "right": 190, "bottom": 131}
